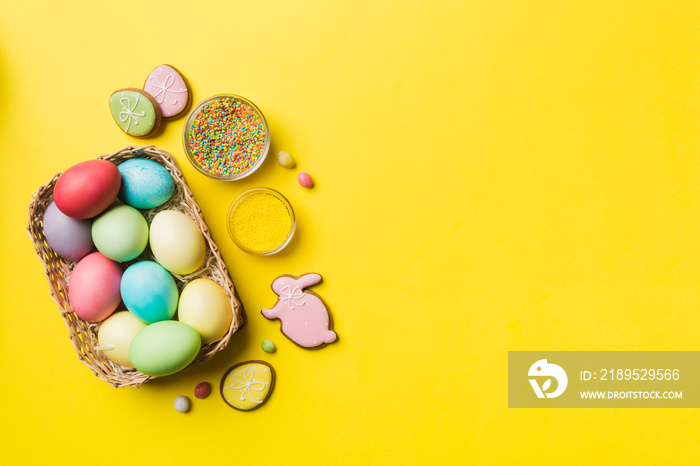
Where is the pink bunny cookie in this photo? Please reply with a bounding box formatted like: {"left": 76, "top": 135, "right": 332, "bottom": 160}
{"left": 261, "top": 273, "right": 337, "bottom": 349}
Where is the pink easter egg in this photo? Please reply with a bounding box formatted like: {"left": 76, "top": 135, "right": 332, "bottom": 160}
{"left": 69, "top": 252, "right": 123, "bottom": 322}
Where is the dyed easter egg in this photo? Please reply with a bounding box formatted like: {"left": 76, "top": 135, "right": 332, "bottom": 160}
{"left": 121, "top": 261, "right": 179, "bottom": 323}
{"left": 109, "top": 88, "right": 161, "bottom": 137}
{"left": 91, "top": 205, "right": 149, "bottom": 262}
{"left": 129, "top": 321, "right": 201, "bottom": 376}
{"left": 42, "top": 201, "right": 94, "bottom": 261}
{"left": 68, "top": 252, "right": 123, "bottom": 322}
{"left": 143, "top": 64, "right": 189, "bottom": 118}
{"left": 149, "top": 210, "right": 206, "bottom": 275}
{"left": 54, "top": 159, "right": 121, "bottom": 219}
{"left": 97, "top": 311, "right": 147, "bottom": 367}
{"left": 178, "top": 279, "right": 232, "bottom": 344}
{"left": 117, "top": 158, "right": 175, "bottom": 209}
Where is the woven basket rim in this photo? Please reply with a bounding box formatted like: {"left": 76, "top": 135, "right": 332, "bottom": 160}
{"left": 27, "top": 145, "right": 246, "bottom": 388}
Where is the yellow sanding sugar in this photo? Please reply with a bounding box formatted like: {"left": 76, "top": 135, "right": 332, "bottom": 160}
{"left": 229, "top": 192, "right": 292, "bottom": 253}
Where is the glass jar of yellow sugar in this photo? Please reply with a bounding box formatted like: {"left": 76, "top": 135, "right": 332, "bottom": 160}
{"left": 227, "top": 188, "right": 295, "bottom": 255}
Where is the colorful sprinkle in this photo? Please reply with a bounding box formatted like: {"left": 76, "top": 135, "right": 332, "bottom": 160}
{"left": 185, "top": 96, "right": 268, "bottom": 178}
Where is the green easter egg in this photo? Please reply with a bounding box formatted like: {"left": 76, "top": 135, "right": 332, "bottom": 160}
{"left": 91, "top": 205, "right": 148, "bottom": 262}
{"left": 130, "top": 321, "right": 201, "bottom": 376}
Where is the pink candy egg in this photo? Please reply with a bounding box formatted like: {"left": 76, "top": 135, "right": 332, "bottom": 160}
{"left": 298, "top": 172, "right": 314, "bottom": 188}
{"left": 54, "top": 160, "right": 121, "bottom": 219}
{"left": 68, "top": 252, "right": 123, "bottom": 322}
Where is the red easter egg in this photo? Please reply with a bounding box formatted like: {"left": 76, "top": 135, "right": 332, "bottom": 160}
{"left": 54, "top": 160, "right": 121, "bottom": 219}
{"left": 69, "top": 252, "right": 123, "bottom": 322}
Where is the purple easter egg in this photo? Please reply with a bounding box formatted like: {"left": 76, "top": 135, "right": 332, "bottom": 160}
{"left": 42, "top": 201, "right": 94, "bottom": 261}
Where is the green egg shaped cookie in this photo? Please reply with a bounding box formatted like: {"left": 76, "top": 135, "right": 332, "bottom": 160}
{"left": 109, "top": 88, "right": 161, "bottom": 137}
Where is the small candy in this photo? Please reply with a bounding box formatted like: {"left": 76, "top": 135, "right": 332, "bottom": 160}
{"left": 298, "top": 172, "right": 314, "bottom": 188}
{"left": 174, "top": 396, "right": 190, "bottom": 413}
{"left": 262, "top": 340, "right": 276, "bottom": 353}
{"left": 194, "top": 382, "right": 211, "bottom": 399}
{"left": 276, "top": 151, "right": 296, "bottom": 169}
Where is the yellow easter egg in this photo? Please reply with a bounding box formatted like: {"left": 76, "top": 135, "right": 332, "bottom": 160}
{"left": 149, "top": 210, "right": 206, "bottom": 275}
{"left": 177, "top": 278, "right": 232, "bottom": 344}
{"left": 97, "top": 311, "right": 147, "bottom": 367}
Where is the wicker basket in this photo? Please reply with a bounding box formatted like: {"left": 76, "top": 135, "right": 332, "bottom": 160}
{"left": 27, "top": 146, "right": 245, "bottom": 388}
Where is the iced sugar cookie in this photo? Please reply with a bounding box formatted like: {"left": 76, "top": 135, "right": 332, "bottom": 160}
{"left": 109, "top": 88, "right": 161, "bottom": 137}
{"left": 261, "top": 273, "right": 338, "bottom": 349}
{"left": 220, "top": 361, "right": 275, "bottom": 411}
{"left": 143, "top": 64, "right": 190, "bottom": 118}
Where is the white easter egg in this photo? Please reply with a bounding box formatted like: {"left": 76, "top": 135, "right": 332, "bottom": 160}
{"left": 149, "top": 210, "right": 206, "bottom": 275}
{"left": 97, "top": 311, "right": 148, "bottom": 367}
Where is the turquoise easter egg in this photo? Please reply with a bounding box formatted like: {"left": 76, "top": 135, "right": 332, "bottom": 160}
{"left": 129, "top": 321, "right": 201, "bottom": 376}
{"left": 121, "top": 261, "right": 178, "bottom": 323}
{"left": 118, "top": 158, "right": 175, "bottom": 209}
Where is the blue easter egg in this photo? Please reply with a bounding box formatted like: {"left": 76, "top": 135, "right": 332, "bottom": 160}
{"left": 117, "top": 158, "right": 175, "bottom": 209}
{"left": 121, "top": 261, "right": 178, "bottom": 323}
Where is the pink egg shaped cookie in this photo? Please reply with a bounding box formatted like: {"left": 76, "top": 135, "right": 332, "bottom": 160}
{"left": 143, "top": 64, "right": 190, "bottom": 119}
{"left": 261, "top": 273, "right": 338, "bottom": 349}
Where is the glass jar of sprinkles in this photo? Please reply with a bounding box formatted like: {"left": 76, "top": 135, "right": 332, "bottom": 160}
{"left": 227, "top": 188, "right": 295, "bottom": 256}
{"left": 183, "top": 94, "right": 270, "bottom": 180}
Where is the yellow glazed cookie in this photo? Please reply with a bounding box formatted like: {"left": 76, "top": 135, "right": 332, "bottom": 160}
{"left": 220, "top": 361, "right": 275, "bottom": 411}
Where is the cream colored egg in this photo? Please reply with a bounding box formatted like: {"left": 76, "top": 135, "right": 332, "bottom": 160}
{"left": 149, "top": 210, "right": 206, "bottom": 275}
{"left": 97, "top": 311, "right": 147, "bottom": 367}
{"left": 177, "top": 278, "right": 232, "bottom": 344}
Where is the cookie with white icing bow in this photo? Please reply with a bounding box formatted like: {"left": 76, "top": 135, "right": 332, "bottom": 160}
{"left": 109, "top": 88, "right": 161, "bottom": 137}
{"left": 143, "top": 64, "right": 190, "bottom": 119}
{"left": 220, "top": 361, "right": 275, "bottom": 411}
{"left": 261, "top": 273, "right": 338, "bottom": 349}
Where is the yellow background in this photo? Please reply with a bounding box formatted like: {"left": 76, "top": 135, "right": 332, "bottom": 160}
{"left": 1, "top": 1, "right": 698, "bottom": 464}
